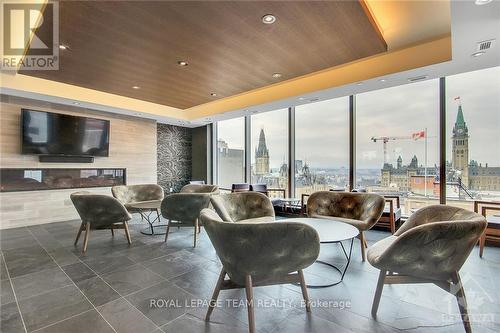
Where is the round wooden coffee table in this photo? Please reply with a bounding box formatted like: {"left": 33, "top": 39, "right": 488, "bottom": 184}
{"left": 287, "top": 217, "right": 359, "bottom": 288}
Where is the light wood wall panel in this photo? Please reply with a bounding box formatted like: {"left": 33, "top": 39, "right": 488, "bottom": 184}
{"left": 0, "top": 101, "right": 157, "bottom": 229}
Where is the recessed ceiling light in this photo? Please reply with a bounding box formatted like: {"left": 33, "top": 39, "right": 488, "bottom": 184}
{"left": 272, "top": 73, "right": 282, "bottom": 78}
{"left": 72, "top": 102, "right": 80, "bottom": 105}
{"left": 59, "top": 44, "right": 68, "bottom": 50}
{"left": 298, "top": 97, "right": 306, "bottom": 100}
{"left": 471, "top": 51, "right": 486, "bottom": 57}
{"left": 475, "top": 0, "right": 492, "bottom": 5}
{"left": 379, "top": 79, "right": 387, "bottom": 82}
{"left": 356, "top": 82, "right": 363, "bottom": 86}
{"left": 262, "top": 14, "right": 276, "bottom": 24}
{"left": 408, "top": 75, "right": 429, "bottom": 82}
{"left": 177, "top": 60, "right": 188, "bottom": 66}
{"left": 210, "top": 93, "right": 217, "bottom": 97}
{"left": 132, "top": 85, "right": 140, "bottom": 89}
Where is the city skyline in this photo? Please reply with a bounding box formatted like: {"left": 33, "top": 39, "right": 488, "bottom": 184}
{"left": 218, "top": 66, "right": 499, "bottom": 170}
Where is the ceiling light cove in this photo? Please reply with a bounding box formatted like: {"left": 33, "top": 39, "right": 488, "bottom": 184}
{"left": 177, "top": 60, "right": 188, "bottom": 66}
{"left": 262, "top": 14, "right": 276, "bottom": 24}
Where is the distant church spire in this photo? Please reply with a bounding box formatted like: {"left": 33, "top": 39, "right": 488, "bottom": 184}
{"left": 255, "top": 128, "right": 270, "bottom": 175}
{"left": 255, "top": 128, "right": 269, "bottom": 158}
{"left": 453, "top": 104, "right": 468, "bottom": 135}
{"left": 452, "top": 98, "right": 469, "bottom": 185}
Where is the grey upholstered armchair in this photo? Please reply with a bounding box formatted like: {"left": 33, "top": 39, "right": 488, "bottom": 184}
{"left": 71, "top": 192, "right": 132, "bottom": 253}
{"left": 210, "top": 192, "right": 275, "bottom": 223}
{"left": 161, "top": 193, "right": 211, "bottom": 247}
{"left": 367, "top": 205, "right": 487, "bottom": 333}
{"left": 199, "top": 208, "right": 320, "bottom": 333}
{"left": 111, "top": 184, "right": 164, "bottom": 214}
{"left": 306, "top": 191, "right": 385, "bottom": 261}
{"left": 179, "top": 184, "right": 219, "bottom": 194}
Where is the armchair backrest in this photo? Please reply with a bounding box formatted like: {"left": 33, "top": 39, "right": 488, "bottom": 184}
{"left": 395, "top": 205, "right": 481, "bottom": 236}
{"left": 160, "top": 193, "right": 211, "bottom": 222}
{"left": 379, "top": 206, "right": 486, "bottom": 280}
{"left": 112, "top": 184, "right": 164, "bottom": 204}
{"left": 231, "top": 183, "right": 250, "bottom": 192}
{"left": 180, "top": 184, "right": 219, "bottom": 194}
{"left": 199, "top": 208, "right": 320, "bottom": 285}
{"left": 307, "top": 191, "right": 385, "bottom": 227}
{"left": 210, "top": 192, "right": 275, "bottom": 222}
{"left": 250, "top": 184, "right": 268, "bottom": 194}
{"left": 71, "top": 191, "right": 132, "bottom": 228}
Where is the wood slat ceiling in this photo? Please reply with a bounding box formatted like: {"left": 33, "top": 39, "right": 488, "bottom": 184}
{"left": 21, "top": 1, "right": 387, "bottom": 109}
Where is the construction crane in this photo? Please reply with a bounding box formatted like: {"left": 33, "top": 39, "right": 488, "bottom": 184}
{"left": 371, "top": 136, "right": 413, "bottom": 164}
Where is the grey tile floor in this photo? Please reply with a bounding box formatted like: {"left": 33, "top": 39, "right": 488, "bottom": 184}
{"left": 1, "top": 216, "right": 500, "bottom": 333}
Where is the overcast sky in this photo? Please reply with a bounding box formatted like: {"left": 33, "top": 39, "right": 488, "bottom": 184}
{"left": 217, "top": 66, "right": 499, "bottom": 170}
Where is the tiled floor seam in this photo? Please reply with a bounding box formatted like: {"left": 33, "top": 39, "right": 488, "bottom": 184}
{"left": 2, "top": 252, "right": 29, "bottom": 333}
{"left": 2, "top": 253, "right": 28, "bottom": 333}
{"left": 76, "top": 255, "right": 164, "bottom": 331}
{"left": 26, "top": 227, "right": 119, "bottom": 333}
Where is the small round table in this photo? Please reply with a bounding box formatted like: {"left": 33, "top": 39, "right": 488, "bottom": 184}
{"left": 287, "top": 217, "right": 359, "bottom": 288}
{"left": 127, "top": 200, "right": 166, "bottom": 235}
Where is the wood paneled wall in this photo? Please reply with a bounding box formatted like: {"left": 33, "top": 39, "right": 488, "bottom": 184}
{"left": 0, "top": 101, "right": 157, "bottom": 229}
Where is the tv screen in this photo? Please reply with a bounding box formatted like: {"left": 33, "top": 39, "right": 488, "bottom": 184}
{"left": 21, "top": 109, "right": 110, "bottom": 157}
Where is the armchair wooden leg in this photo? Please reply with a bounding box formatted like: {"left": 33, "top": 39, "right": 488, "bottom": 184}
{"left": 371, "top": 270, "right": 386, "bottom": 318}
{"left": 206, "top": 268, "right": 226, "bottom": 321}
{"left": 390, "top": 216, "right": 395, "bottom": 234}
{"left": 82, "top": 223, "right": 91, "bottom": 253}
{"left": 123, "top": 222, "right": 131, "bottom": 244}
{"left": 359, "top": 231, "right": 367, "bottom": 262}
{"left": 245, "top": 275, "right": 256, "bottom": 333}
{"left": 164, "top": 220, "right": 171, "bottom": 244}
{"left": 110, "top": 224, "right": 114, "bottom": 237}
{"left": 298, "top": 270, "right": 311, "bottom": 312}
{"left": 452, "top": 272, "right": 472, "bottom": 333}
{"left": 193, "top": 219, "right": 198, "bottom": 248}
{"left": 479, "top": 233, "right": 486, "bottom": 258}
{"left": 74, "top": 222, "right": 84, "bottom": 245}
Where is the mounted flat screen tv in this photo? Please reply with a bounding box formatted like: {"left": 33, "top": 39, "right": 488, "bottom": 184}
{"left": 21, "top": 109, "right": 110, "bottom": 157}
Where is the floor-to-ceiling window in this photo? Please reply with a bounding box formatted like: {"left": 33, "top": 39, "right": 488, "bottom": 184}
{"left": 445, "top": 66, "right": 500, "bottom": 210}
{"left": 295, "top": 97, "right": 349, "bottom": 198}
{"left": 356, "top": 79, "right": 440, "bottom": 215}
{"left": 250, "top": 109, "right": 288, "bottom": 196}
{"left": 216, "top": 118, "right": 245, "bottom": 189}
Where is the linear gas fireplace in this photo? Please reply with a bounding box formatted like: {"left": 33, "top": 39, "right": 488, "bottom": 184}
{"left": 0, "top": 168, "right": 126, "bottom": 192}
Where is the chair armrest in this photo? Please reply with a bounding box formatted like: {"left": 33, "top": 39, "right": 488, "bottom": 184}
{"left": 301, "top": 194, "right": 310, "bottom": 215}
{"left": 482, "top": 206, "right": 500, "bottom": 217}
{"left": 268, "top": 188, "right": 286, "bottom": 198}
{"left": 474, "top": 200, "right": 500, "bottom": 213}
{"left": 358, "top": 194, "right": 385, "bottom": 229}
{"left": 160, "top": 193, "right": 211, "bottom": 222}
{"left": 201, "top": 213, "right": 320, "bottom": 285}
{"left": 384, "top": 195, "right": 400, "bottom": 208}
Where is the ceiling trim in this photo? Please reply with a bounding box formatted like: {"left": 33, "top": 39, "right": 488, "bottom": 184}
{"left": 0, "top": 71, "right": 185, "bottom": 120}
{"left": 185, "top": 35, "right": 451, "bottom": 120}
